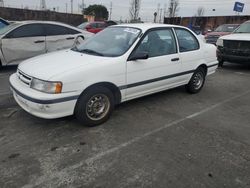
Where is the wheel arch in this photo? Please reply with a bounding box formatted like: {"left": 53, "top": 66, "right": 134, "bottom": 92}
{"left": 79, "top": 82, "right": 122, "bottom": 105}
{"left": 196, "top": 64, "right": 208, "bottom": 76}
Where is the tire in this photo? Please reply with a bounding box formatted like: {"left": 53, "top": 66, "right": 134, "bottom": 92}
{"left": 186, "top": 67, "right": 206, "bottom": 94}
{"left": 74, "top": 86, "right": 115, "bottom": 127}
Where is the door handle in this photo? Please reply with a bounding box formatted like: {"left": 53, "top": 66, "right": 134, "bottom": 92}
{"left": 34, "top": 40, "right": 45, "bottom": 43}
{"left": 171, "top": 58, "right": 180, "bottom": 62}
{"left": 66, "top": 37, "right": 75, "bottom": 40}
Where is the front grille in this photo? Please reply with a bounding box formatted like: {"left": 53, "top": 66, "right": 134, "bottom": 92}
{"left": 223, "top": 40, "right": 250, "bottom": 57}
{"left": 17, "top": 70, "right": 32, "bottom": 86}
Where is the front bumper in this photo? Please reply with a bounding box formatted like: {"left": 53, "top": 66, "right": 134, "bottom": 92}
{"left": 9, "top": 74, "right": 79, "bottom": 119}
{"left": 217, "top": 48, "right": 250, "bottom": 64}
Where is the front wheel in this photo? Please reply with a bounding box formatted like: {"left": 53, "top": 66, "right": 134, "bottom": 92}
{"left": 74, "top": 86, "right": 114, "bottom": 127}
{"left": 186, "top": 68, "right": 206, "bottom": 94}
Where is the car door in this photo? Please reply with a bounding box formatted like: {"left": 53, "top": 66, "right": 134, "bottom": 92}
{"left": 44, "top": 24, "right": 81, "bottom": 53}
{"left": 174, "top": 28, "right": 202, "bottom": 81}
{"left": 125, "top": 28, "right": 181, "bottom": 100}
{"left": 1, "top": 24, "right": 46, "bottom": 65}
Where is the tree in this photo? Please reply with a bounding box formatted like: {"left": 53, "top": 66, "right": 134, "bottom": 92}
{"left": 196, "top": 7, "right": 205, "bottom": 17}
{"left": 84, "top": 5, "right": 109, "bottom": 20}
{"left": 129, "top": 0, "right": 141, "bottom": 21}
{"left": 168, "top": 0, "right": 179, "bottom": 17}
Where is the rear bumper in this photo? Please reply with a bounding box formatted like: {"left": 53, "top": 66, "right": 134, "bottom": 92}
{"left": 9, "top": 74, "right": 79, "bottom": 119}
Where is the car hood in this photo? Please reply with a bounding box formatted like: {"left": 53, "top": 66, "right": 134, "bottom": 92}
{"left": 18, "top": 50, "right": 111, "bottom": 81}
{"left": 220, "top": 33, "right": 250, "bottom": 41}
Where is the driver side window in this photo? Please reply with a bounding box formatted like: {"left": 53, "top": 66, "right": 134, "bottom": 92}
{"left": 135, "top": 29, "right": 177, "bottom": 58}
{"left": 6, "top": 24, "right": 45, "bottom": 38}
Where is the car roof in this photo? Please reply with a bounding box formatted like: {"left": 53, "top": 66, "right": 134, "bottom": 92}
{"left": 113, "top": 23, "right": 186, "bottom": 32}
{"left": 17, "top": 20, "right": 73, "bottom": 26}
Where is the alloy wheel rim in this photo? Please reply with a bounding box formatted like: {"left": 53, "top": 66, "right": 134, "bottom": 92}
{"left": 86, "top": 94, "right": 110, "bottom": 121}
{"left": 193, "top": 72, "right": 204, "bottom": 90}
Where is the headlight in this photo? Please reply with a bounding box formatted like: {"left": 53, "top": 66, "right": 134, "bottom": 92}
{"left": 216, "top": 38, "right": 223, "bottom": 46}
{"left": 30, "top": 78, "right": 62, "bottom": 94}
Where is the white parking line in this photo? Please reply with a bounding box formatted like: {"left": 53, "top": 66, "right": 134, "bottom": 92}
{"left": 0, "top": 74, "right": 11, "bottom": 79}
{"left": 0, "top": 72, "right": 11, "bottom": 75}
{"left": 0, "top": 91, "right": 11, "bottom": 96}
{"left": 235, "top": 72, "right": 250, "bottom": 76}
{"left": 86, "top": 90, "right": 250, "bottom": 164}
{"left": 22, "top": 89, "right": 250, "bottom": 188}
{"left": 220, "top": 69, "right": 250, "bottom": 76}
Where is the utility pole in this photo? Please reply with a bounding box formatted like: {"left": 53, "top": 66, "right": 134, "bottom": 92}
{"left": 82, "top": 0, "right": 85, "bottom": 15}
{"left": 40, "top": 0, "right": 46, "bottom": 10}
{"left": 109, "top": 2, "right": 113, "bottom": 20}
{"left": 71, "top": 0, "right": 73, "bottom": 14}
{"left": 154, "top": 12, "right": 157, "bottom": 23}
{"left": 66, "top": 3, "right": 68, "bottom": 13}
{"left": 157, "top": 3, "right": 160, "bottom": 23}
{"left": 0, "top": 0, "right": 4, "bottom": 7}
{"left": 163, "top": 3, "right": 167, "bottom": 17}
{"left": 159, "top": 8, "right": 163, "bottom": 23}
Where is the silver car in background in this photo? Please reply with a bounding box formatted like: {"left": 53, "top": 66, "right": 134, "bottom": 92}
{"left": 0, "top": 21, "right": 93, "bottom": 67}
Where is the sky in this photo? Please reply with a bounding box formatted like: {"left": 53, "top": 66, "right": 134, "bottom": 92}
{"left": 3, "top": 0, "right": 250, "bottom": 22}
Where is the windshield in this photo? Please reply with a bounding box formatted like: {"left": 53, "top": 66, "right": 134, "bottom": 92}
{"left": 234, "top": 22, "right": 250, "bottom": 33}
{"left": 0, "top": 23, "right": 20, "bottom": 35}
{"left": 78, "top": 22, "right": 89, "bottom": 29}
{"left": 0, "top": 22, "right": 7, "bottom": 29}
{"left": 215, "top": 25, "right": 238, "bottom": 32}
{"left": 73, "top": 27, "right": 141, "bottom": 57}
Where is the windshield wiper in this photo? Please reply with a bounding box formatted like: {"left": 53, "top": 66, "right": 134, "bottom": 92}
{"left": 80, "top": 49, "right": 104, "bottom": 56}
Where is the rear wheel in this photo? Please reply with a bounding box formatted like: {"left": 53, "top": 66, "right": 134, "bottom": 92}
{"left": 74, "top": 86, "right": 114, "bottom": 127}
{"left": 186, "top": 67, "right": 206, "bottom": 94}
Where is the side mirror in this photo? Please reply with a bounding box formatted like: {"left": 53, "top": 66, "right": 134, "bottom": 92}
{"left": 73, "top": 36, "right": 85, "bottom": 48}
{"left": 129, "top": 51, "right": 149, "bottom": 61}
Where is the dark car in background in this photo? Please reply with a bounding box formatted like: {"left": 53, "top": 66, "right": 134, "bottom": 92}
{"left": 77, "top": 21, "right": 117, "bottom": 34}
{"left": 216, "top": 21, "right": 250, "bottom": 66}
{"left": 205, "top": 24, "right": 239, "bottom": 45}
{"left": 0, "top": 17, "right": 9, "bottom": 29}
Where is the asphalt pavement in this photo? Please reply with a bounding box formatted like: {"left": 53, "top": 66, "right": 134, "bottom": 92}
{"left": 0, "top": 63, "right": 250, "bottom": 188}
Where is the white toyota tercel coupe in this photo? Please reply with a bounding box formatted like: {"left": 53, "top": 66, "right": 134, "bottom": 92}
{"left": 10, "top": 24, "right": 218, "bottom": 126}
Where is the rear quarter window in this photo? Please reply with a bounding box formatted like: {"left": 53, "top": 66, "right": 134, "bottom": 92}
{"left": 175, "top": 28, "right": 200, "bottom": 52}
{"left": 45, "top": 24, "right": 80, "bottom": 36}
